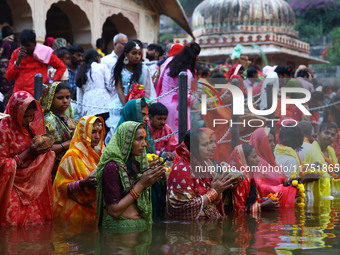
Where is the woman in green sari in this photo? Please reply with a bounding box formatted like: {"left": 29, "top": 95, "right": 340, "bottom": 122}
{"left": 39, "top": 81, "right": 77, "bottom": 181}
{"left": 96, "top": 121, "right": 164, "bottom": 231}
{"left": 106, "top": 97, "right": 167, "bottom": 220}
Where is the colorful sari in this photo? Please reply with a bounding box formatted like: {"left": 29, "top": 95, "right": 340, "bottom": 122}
{"left": 249, "top": 128, "right": 296, "bottom": 207}
{"left": 167, "top": 142, "right": 224, "bottom": 220}
{"left": 231, "top": 145, "right": 261, "bottom": 217}
{"left": 0, "top": 91, "right": 55, "bottom": 226}
{"left": 110, "top": 98, "right": 165, "bottom": 220}
{"left": 52, "top": 115, "right": 105, "bottom": 223}
{"left": 96, "top": 121, "right": 152, "bottom": 231}
{"left": 39, "top": 82, "right": 77, "bottom": 178}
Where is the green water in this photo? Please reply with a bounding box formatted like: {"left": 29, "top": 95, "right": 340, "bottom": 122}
{"left": 1, "top": 199, "right": 340, "bottom": 254}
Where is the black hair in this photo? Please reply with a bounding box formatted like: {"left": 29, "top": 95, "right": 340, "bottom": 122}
{"left": 26, "top": 100, "right": 37, "bottom": 111}
{"left": 309, "top": 91, "right": 324, "bottom": 109}
{"left": 20, "top": 29, "right": 36, "bottom": 46}
{"left": 279, "top": 126, "right": 304, "bottom": 150}
{"left": 149, "top": 102, "right": 168, "bottom": 116}
{"left": 322, "top": 86, "right": 331, "bottom": 94}
{"left": 275, "top": 65, "right": 293, "bottom": 77}
{"left": 141, "top": 98, "right": 147, "bottom": 109}
{"left": 319, "top": 122, "right": 338, "bottom": 133}
{"left": 329, "top": 94, "right": 340, "bottom": 127}
{"left": 55, "top": 82, "right": 71, "bottom": 94}
{"left": 96, "top": 38, "right": 105, "bottom": 48}
{"left": 113, "top": 40, "right": 143, "bottom": 88}
{"left": 297, "top": 120, "right": 313, "bottom": 138}
{"left": 242, "top": 144, "right": 257, "bottom": 214}
{"left": 167, "top": 42, "right": 201, "bottom": 78}
{"left": 242, "top": 144, "right": 255, "bottom": 164}
{"left": 76, "top": 49, "right": 99, "bottom": 88}
{"left": 1, "top": 26, "right": 13, "bottom": 38}
{"left": 201, "top": 68, "right": 210, "bottom": 78}
{"left": 190, "top": 128, "right": 206, "bottom": 160}
{"left": 55, "top": 47, "right": 70, "bottom": 58}
{"left": 247, "top": 66, "right": 258, "bottom": 79}
{"left": 147, "top": 44, "right": 164, "bottom": 56}
{"left": 68, "top": 44, "right": 84, "bottom": 54}
{"left": 297, "top": 69, "right": 309, "bottom": 78}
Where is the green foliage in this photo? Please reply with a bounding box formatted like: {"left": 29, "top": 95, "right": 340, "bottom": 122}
{"left": 325, "top": 27, "right": 340, "bottom": 65}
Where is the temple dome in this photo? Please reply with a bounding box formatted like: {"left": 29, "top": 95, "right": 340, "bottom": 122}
{"left": 192, "top": 0, "right": 296, "bottom": 37}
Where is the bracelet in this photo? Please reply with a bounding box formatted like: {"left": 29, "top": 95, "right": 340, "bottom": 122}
{"left": 205, "top": 189, "right": 218, "bottom": 203}
{"left": 130, "top": 186, "right": 141, "bottom": 200}
{"left": 14, "top": 155, "right": 23, "bottom": 167}
{"left": 14, "top": 60, "right": 20, "bottom": 68}
{"left": 68, "top": 180, "right": 82, "bottom": 192}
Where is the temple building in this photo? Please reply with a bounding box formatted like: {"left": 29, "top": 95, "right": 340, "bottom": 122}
{"left": 176, "top": 0, "right": 326, "bottom": 67}
{"left": 0, "top": 0, "right": 192, "bottom": 51}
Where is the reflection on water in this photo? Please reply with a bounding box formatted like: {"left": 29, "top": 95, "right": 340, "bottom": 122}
{"left": 1, "top": 198, "right": 340, "bottom": 254}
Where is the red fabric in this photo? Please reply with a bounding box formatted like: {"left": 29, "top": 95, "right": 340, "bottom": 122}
{"left": 249, "top": 128, "right": 297, "bottom": 207}
{"left": 6, "top": 47, "right": 66, "bottom": 95}
{"left": 169, "top": 43, "right": 184, "bottom": 57}
{"left": 44, "top": 37, "right": 55, "bottom": 48}
{"left": 0, "top": 91, "right": 55, "bottom": 226}
{"left": 149, "top": 123, "right": 178, "bottom": 154}
{"left": 230, "top": 145, "right": 261, "bottom": 215}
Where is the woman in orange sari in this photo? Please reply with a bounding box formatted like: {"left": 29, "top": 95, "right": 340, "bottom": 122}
{"left": 0, "top": 91, "right": 55, "bottom": 226}
{"left": 52, "top": 115, "right": 105, "bottom": 223}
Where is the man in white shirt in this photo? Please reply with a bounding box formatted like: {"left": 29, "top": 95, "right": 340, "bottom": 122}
{"left": 101, "top": 33, "right": 128, "bottom": 73}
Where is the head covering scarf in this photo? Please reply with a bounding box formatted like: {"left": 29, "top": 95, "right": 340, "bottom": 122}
{"left": 52, "top": 115, "right": 105, "bottom": 222}
{"left": 201, "top": 127, "right": 219, "bottom": 161}
{"left": 44, "top": 37, "right": 55, "bottom": 48}
{"left": 117, "top": 98, "right": 156, "bottom": 154}
{"left": 0, "top": 91, "right": 55, "bottom": 223}
{"left": 52, "top": 37, "right": 67, "bottom": 51}
{"left": 249, "top": 128, "right": 297, "bottom": 206}
{"left": 96, "top": 121, "right": 152, "bottom": 228}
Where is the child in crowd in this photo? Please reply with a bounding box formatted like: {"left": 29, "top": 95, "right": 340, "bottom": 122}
{"left": 149, "top": 102, "right": 178, "bottom": 161}
{"left": 48, "top": 47, "right": 70, "bottom": 82}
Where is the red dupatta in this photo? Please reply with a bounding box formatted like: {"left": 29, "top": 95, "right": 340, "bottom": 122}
{"left": 0, "top": 91, "right": 55, "bottom": 221}
{"left": 249, "top": 128, "right": 296, "bottom": 207}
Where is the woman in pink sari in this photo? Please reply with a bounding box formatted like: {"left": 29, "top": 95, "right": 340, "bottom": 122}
{"left": 156, "top": 42, "right": 200, "bottom": 137}
{"left": 249, "top": 127, "right": 296, "bottom": 207}
{"left": 0, "top": 91, "right": 55, "bottom": 226}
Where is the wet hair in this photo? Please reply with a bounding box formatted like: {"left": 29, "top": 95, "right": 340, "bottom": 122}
{"left": 243, "top": 144, "right": 255, "bottom": 162}
{"left": 55, "top": 47, "right": 70, "bottom": 58}
{"left": 20, "top": 29, "right": 36, "bottom": 46}
{"left": 149, "top": 102, "right": 168, "bottom": 116}
{"left": 55, "top": 82, "right": 71, "bottom": 94}
{"left": 1, "top": 26, "right": 13, "bottom": 38}
{"left": 147, "top": 44, "right": 164, "bottom": 56}
{"left": 76, "top": 49, "right": 100, "bottom": 88}
{"left": 96, "top": 38, "right": 105, "bottom": 48}
{"left": 113, "top": 40, "right": 143, "bottom": 87}
{"left": 297, "top": 69, "right": 309, "bottom": 78}
{"left": 26, "top": 100, "right": 37, "bottom": 111}
{"left": 167, "top": 42, "right": 201, "bottom": 78}
{"left": 279, "top": 126, "right": 304, "bottom": 150}
{"left": 297, "top": 120, "right": 313, "bottom": 138}
{"left": 247, "top": 66, "right": 258, "bottom": 79}
{"left": 319, "top": 122, "right": 338, "bottom": 133}
{"left": 68, "top": 44, "right": 84, "bottom": 54}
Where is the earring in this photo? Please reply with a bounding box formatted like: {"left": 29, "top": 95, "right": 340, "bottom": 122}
{"left": 123, "top": 56, "right": 129, "bottom": 65}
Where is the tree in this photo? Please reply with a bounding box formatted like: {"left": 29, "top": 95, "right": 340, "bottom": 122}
{"left": 324, "top": 27, "right": 340, "bottom": 65}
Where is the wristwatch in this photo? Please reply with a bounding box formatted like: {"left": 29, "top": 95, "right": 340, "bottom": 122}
{"left": 14, "top": 60, "right": 20, "bottom": 68}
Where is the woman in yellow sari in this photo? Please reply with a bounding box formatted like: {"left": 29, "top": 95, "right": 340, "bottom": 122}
{"left": 52, "top": 115, "right": 105, "bottom": 223}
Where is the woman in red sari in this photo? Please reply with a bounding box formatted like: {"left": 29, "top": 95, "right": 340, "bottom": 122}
{"left": 167, "top": 128, "right": 234, "bottom": 220}
{"left": 249, "top": 128, "right": 297, "bottom": 207}
{"left": 232, "top": 144, "right": 279, "bottom": 216}
{"left": 0, "top": 91, "right": 55, "bottom": 226}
